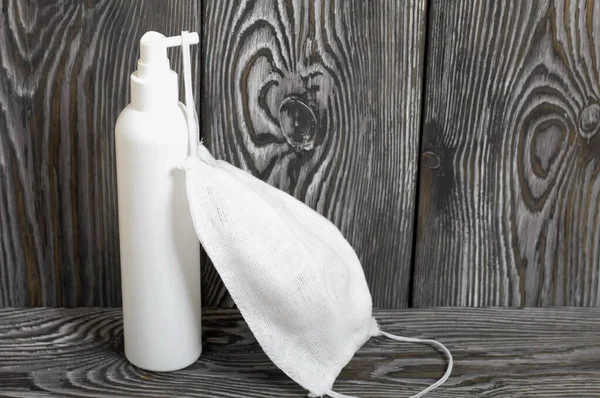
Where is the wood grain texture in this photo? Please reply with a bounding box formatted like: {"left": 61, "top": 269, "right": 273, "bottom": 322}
{"left": 414, "top": 0, "right": 600, "bottom": 306}
{"left": 200, "top": 0, "right": 426, "bottom": 308}
{"left": 1, "top": 308, "right": 599, "bottom": 397}
{"left": 0, "top": 0, "right": 200, "bottom": 306}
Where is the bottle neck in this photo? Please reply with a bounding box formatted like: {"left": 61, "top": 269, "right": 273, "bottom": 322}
{"left": 130, "top": 69, "right": 178, "bottom": 111}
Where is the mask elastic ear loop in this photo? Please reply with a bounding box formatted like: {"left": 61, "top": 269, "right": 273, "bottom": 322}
{"left": 181, "top": 30, "right": 199, "bottom": 158}
{"left": 310, "top": 329, "right": 453, "bottom": 398}
{"left": 376, "top": 331, "right": 453, "bottom": 398}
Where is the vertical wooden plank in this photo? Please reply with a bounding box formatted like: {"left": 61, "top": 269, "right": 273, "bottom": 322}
{"left": 0, "top": 0, "right": 200, "bottom": 306}
{"left": 201, "top": 0, "right": 426, "bottom": 308}
{"left": 415, "top": 0, "right": 600, "bottom": 306}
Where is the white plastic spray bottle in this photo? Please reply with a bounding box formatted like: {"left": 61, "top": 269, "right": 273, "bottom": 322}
{"left": 115, "top": 31, "right": 201, "bottom": 372}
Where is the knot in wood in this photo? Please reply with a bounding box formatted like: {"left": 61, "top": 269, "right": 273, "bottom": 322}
{"left": 279, "top": 96, "right": 317, "bottom": 151}
{"left": 422, "top": 151, "right": 441, "bottom": 169}
{"left": 579, "top": 102, "right": 600, "bottom": 139}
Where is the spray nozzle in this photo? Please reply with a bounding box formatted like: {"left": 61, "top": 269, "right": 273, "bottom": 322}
{"left": 137, "top": 31, "right": 199, "bottom": 78}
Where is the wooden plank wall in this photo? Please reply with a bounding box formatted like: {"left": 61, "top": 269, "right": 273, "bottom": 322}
{"left": 200, "top": 0, "right": 426, "bottom": 308}
{"left": 4, "top": 0, "right": 598, "bottom": 309}
{"left": 0, "top": 0, "right": 200, "bottom": 306}
{"left": 414, "top": 0, "right": 600, "bottom": 307}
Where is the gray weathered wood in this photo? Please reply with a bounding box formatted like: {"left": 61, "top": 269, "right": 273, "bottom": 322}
{"left": 201, "top": 0, "right": 426, "bottom": 308}
{"left": 1, "top": 307, "right": 599, "bottom": 397}
{"left": 414, "top": 0, "right": 600, "bottom": 307}
{"left": 0, "top": 1, "right": 200, "bottom": 306}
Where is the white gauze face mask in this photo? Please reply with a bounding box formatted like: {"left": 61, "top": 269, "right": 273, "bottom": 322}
{"left": 178, "top": 32, "right": 452, "bottom": 398}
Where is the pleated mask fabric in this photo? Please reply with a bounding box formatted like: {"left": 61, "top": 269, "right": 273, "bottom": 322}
{"left": 178, "top": 31, "right": 452, "bottom": 398}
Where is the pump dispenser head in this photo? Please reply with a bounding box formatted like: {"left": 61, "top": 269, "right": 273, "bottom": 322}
{"left": 137, "top": 31, "right": 200, "bottom": 78}
{"left": 129, "top": 31, "right": 199, "bottom": 111}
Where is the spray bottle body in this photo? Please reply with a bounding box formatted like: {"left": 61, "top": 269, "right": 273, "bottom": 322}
{"left": 115, "top": 33, "right": 201, "bottom": 371}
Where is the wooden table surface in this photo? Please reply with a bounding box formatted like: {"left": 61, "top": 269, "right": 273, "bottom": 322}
{"left": 1, "top": 308, "right": 599, "bottom": 397}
